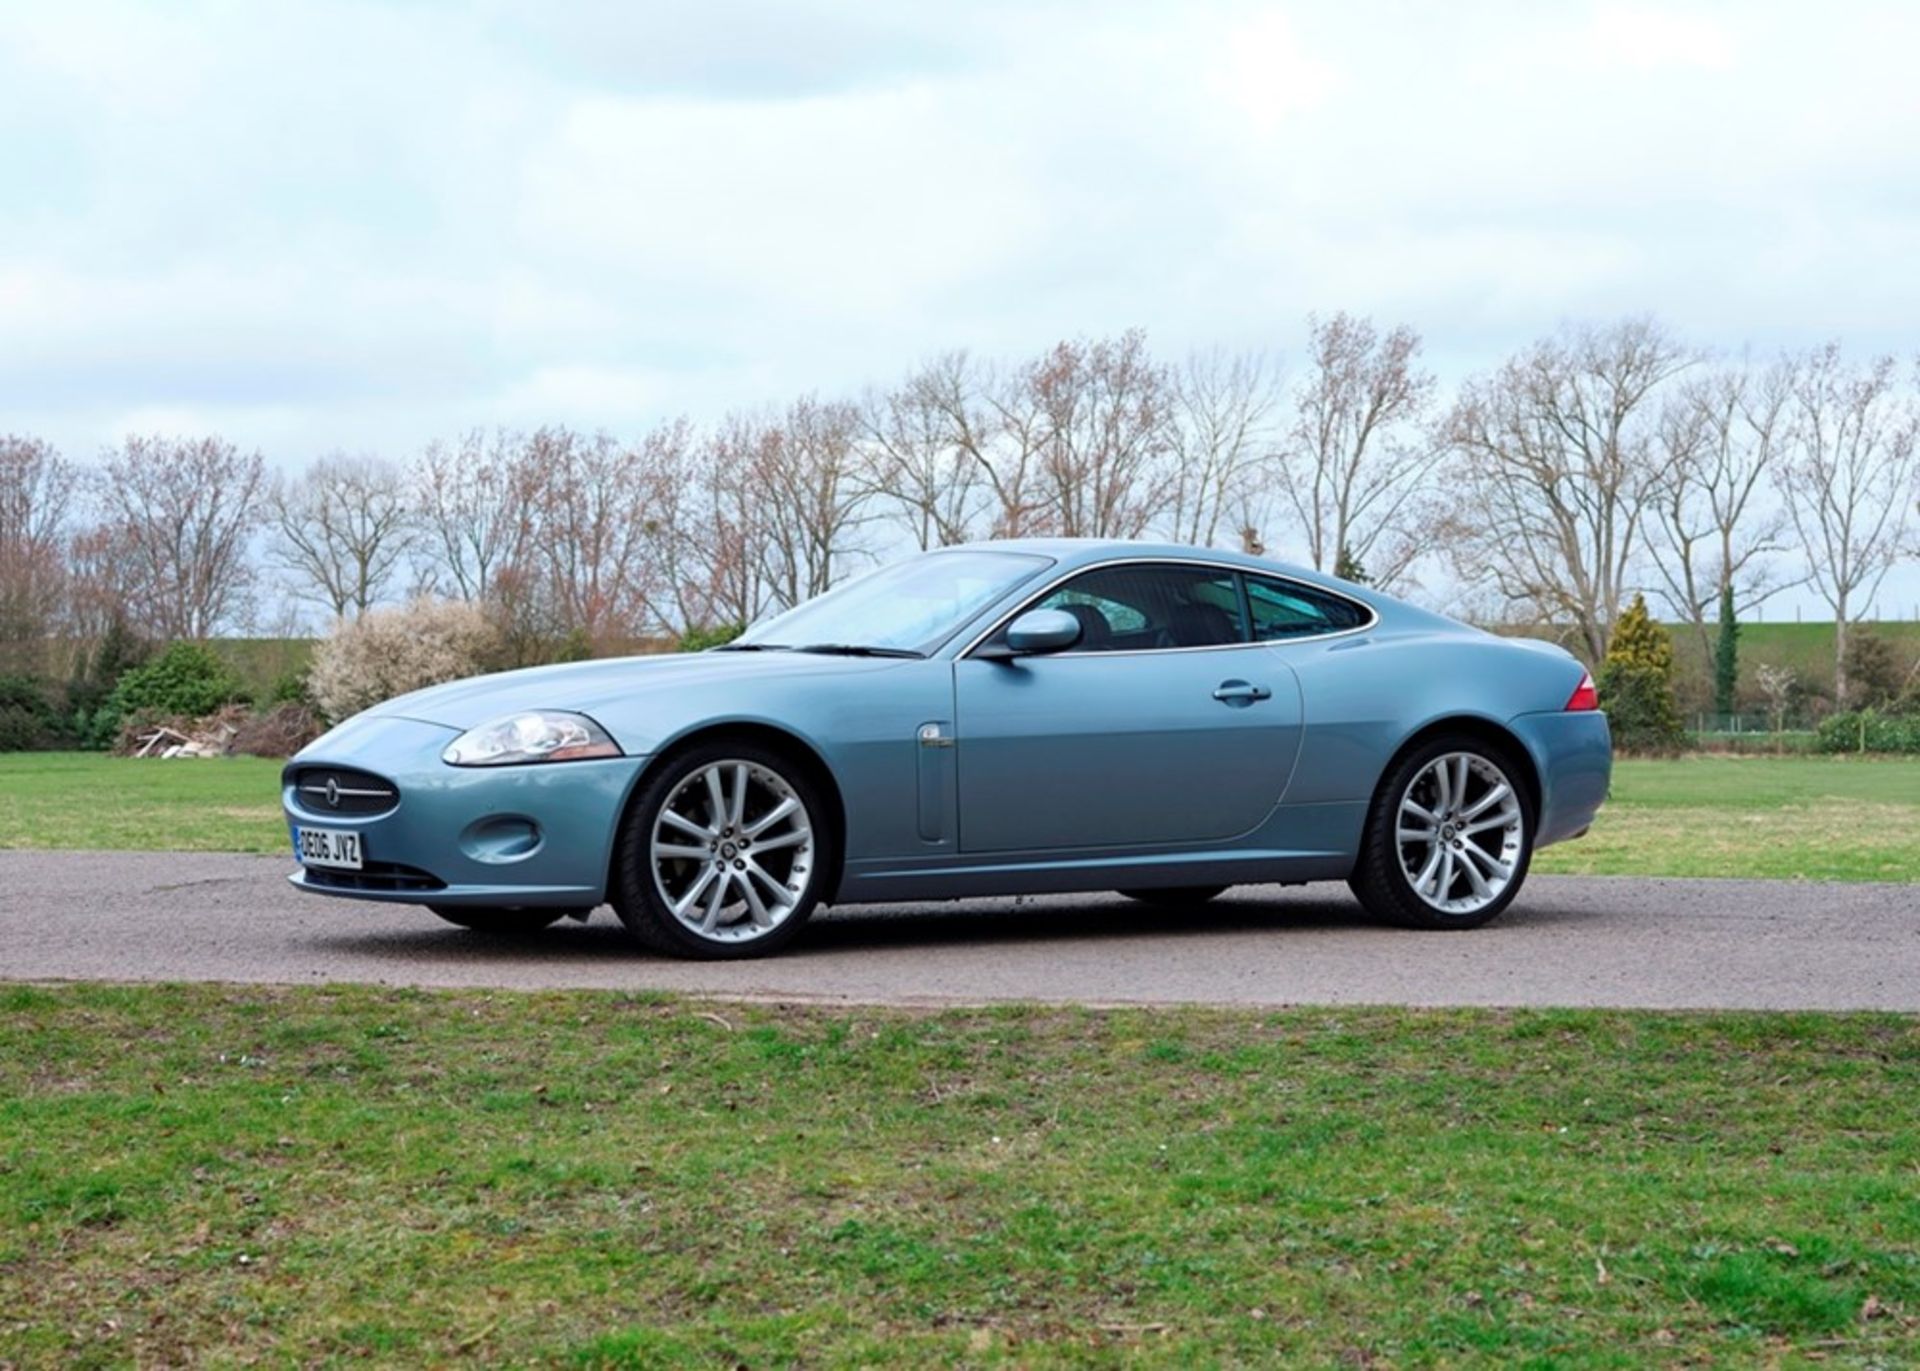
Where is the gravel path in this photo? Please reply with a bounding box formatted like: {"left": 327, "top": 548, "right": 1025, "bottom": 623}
{"left": 0, "top": 851, "right": 1913, "bottom": 1011}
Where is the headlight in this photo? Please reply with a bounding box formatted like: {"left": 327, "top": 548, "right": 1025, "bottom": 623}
{"left": 442, "top": 711, "right": 623, "bottom": 766}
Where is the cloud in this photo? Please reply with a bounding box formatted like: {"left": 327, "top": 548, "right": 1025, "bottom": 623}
{"left": 1, "top": 0, "right": 1917, "bottom": 474}
{"left": 1587, "top": 3, "right": 1735, "bottom": 70}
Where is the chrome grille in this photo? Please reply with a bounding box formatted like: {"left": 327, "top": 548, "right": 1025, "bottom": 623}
{"left": 289, "top": 766, "right": 399, "bottom": 817}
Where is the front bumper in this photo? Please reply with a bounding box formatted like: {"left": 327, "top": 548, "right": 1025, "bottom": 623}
{"left": 282, "top": 714, "right": 648, "bottom": 907}
{"left": 1508, "top": 710, "right": 1612, "bottom": 848}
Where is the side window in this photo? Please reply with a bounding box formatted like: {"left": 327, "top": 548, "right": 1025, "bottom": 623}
{"left": 1017, "top": 563, "right": 1247, "bottom": 652}
{"left": 1244, "top": 573, "right": 1371, "bottom": 641}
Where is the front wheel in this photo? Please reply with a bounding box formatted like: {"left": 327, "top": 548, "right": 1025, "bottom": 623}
{"left": 611, "top": 741, "right": 830, "bottom": 959}
{"left": 428, "top": 905, "right": 568, "bottom": 934}
{"left": 1348, "top": 737, "right": 1534, "bottom": 930}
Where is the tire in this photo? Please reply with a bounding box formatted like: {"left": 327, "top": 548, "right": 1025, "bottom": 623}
{"left": 1116, "top": 886, "right": 1230, "bottom": 907}
{"left": 1348, "top": 734, "right": 1535, "bottom": 930}
{"left": 428, "top": 905, "right": 567, "bottom": 934}
{"left": 611, "top": 739, "right": 831, "bottom": 959}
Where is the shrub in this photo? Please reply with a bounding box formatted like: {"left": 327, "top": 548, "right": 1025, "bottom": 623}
{"left": 0, "top": 674, "right": 61, "bottom": 752}
{"left": 266, "top": 668, "right": 311, "bottom": 707}
{"left": 1842, "top": 632, "right": 1905, "bottom": 711}
{"left": 308, "top": 597, "right": 503, "bottom": 723}
{"left": 1598, "top": 595, "right": 1684, "bottom": 753}
{"left": 676, "top": 622, "right": 745, "bottom": 653}
{"left": 95, "top": 642, "right": 245, "bottom": 745}
{"left": 232, "top": 701, "right": 325, "bottom": 757}
{"left": 65, "top": 617, "right": 152, "bottom": 748}
{"left": 1816, "top": 710, "right": 1920, "bottom": 755}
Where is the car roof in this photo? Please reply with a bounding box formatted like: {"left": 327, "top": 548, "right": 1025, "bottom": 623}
{"left": 937, "top": 537, "right": 1360, "bottom": 595}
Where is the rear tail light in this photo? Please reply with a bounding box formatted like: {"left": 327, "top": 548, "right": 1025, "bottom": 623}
{"left": 1565, "top": 672, "right": 1599, "bottom": 712}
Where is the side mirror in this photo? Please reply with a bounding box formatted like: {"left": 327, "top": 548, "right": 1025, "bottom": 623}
{"left": 980, "top": 608, "right": 1082, "bottom": 660}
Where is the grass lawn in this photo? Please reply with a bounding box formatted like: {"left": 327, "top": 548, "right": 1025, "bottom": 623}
{"left": 3, "top": 984, "right": 1916, "bottom": 1366}
{"left": 0, "top": 752, "right": 288, "bottom": 854}
{"left": 1532, "top": 756, "right": 1919, "bottom": 883}
{"left": 2, "top": 750, "right": 1915, "bottom": 882}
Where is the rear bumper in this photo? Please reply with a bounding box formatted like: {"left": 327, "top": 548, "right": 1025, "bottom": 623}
{"left": 280, "top": 714, "right": 647, "bottom": 908}
{"left": 1507, "top": 710, "right": 1612, "bottom": 848}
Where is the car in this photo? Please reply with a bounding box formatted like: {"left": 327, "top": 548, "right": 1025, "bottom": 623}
{"left": 283, "top": 539, "right": 1611, "bottom": 957}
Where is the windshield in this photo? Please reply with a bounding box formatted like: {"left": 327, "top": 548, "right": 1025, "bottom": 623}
{"left": 735, "top": 550, "right": 1052, "bottom": 655}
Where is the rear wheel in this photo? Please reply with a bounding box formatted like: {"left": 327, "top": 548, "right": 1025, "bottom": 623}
{"left": 1349, "top": 736, "right": 1533, "bottom": 930}
{"left": 611, "top": 740, "right": 830, "bottom": 959}
{"left": 428, "top": 905, "right": 568, "bottom": 934}
{"left": 1116, "top": 885, "right": 1230, "bottom": 907}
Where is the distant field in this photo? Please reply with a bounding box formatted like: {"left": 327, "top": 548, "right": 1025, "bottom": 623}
{"left": 4, "top": 751, "right": 1913, "bottom": 884}
{"left": 1667, "top": 619, "right": 1920, "bottom": 693}
{"left": 211, "top": 637, "right": 314, "bottom": 698}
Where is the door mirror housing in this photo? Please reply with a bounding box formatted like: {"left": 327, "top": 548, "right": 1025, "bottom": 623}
{"left": 978, "top": 608, "right": 1083, "bottom": 660}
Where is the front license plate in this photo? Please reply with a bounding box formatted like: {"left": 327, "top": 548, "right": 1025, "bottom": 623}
{"left": 296, "top": 826, "right": 363, "bottom": 870}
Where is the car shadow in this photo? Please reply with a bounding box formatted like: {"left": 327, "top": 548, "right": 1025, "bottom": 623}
{"left": 797, "top": 891, "right": 1378, "bottom": 954}
{"left": 295, "top": 886, "right": 1592, "bottom": 964}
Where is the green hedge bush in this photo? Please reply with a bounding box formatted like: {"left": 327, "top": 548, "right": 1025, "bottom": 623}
{"left": 0, "top": 674, "right": 64, "bottom": 751}
{"left": 93, "top": 642, "right": 247, "bottom": 745}
{"left": 1816, "top": 710, "right": 1920, "bottom": 754}
{"left": 676, "top": 621, "right": 745, "bottom": 653}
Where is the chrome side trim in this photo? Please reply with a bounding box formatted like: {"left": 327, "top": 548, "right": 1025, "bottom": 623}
{"left": 954, "top": 555, "right": 1380, "bottom": 661}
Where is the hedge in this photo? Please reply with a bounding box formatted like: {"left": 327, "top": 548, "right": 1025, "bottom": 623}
{"left": 1815, "top": 710, "right": 1920, "bottom": 755}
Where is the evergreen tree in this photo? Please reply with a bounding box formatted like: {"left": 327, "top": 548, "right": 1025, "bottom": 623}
{"left": 1712, "top": 584, "right": 1739, "bottom": 720}
{"left": 1333, "top": 546, "right": 1371, "bottom": 586}
{"left": 1598, "top": 594, "right": 1684, "bottom": 752}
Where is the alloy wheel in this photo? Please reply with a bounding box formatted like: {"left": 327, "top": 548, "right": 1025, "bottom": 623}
{"left": 650, "top": 759, "right": 816, "bottom": 943}
{"left": 1395, "top": 751, "right": 1525, "bottom": 916}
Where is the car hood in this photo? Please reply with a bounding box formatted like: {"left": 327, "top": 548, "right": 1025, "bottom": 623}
{"left": 368, "top": 651, "right": 903, "bottom": 733}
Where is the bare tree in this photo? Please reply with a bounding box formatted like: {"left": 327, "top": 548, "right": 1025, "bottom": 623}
{"left": 523, "top": 426, "right": 662, "bottom": 642}
{"left": 1445, "top": 318, "right": 1693, "bottom": 663}
{"left": 0, "top": 435, "right": 79, "bottom": 662}
{"left": 632, "top": 420, "right": 725, "bottom": 637}
{"left": 860, "top": 355, "right": 990, "bottom": 550}
{"left": 60, "top": 523, "right": 139, "bottom": 644}
{"left": 1646, "top": 356, "right": 1798, "bottom": 657}
{"left": 752, "top": 396, "right": 873, "bottom": 611}
{"left": 916, "top": 335, "right": 1172, "bottom": 541}
{"left": 1162, "top": 348, "right": 1280, "bottom": 548}
{"left": 1776, "top": 343, "right": 1919, "bottom": 706}
{"left": 696, "top": 415, "right": 779, "bottom": 629}
{"left": 1276, "top": 313, "right": 1438, "bottom": 588}
{"left": 1028, "top": 331, "right": 1173, "bottom": 539}
{"left": 411, "top": 430, "right": 537, "bottom": 602}
{"left": 933, "top": 352, "right": 1054, "bottom": 539}
{"left": 269, "top": 453, "right": 415, "bottom": 621}
{"left": 99, "top": 435, "right": 267, "bottom": 640}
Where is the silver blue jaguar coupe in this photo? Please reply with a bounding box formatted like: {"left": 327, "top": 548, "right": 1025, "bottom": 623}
{"left": 284, "top": 540, "right": 1610, "bottom": 957}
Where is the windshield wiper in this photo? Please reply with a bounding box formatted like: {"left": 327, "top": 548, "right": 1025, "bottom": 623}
{"left": 712, "top": 642, "right": 791, "bottom": 652}
{"left": 794, "top": 643, "right": 926, "bottom": 659}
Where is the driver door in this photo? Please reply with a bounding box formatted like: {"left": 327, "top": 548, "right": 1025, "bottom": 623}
{"left": 952, "top": 562, "right": 1302, "bottom": 852}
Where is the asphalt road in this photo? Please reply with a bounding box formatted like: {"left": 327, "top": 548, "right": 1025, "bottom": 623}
{"left": 0, "top": 850, "right": 1913, "bottom": 1011}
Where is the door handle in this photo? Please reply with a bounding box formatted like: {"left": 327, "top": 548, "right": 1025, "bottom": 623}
{"left": 1212, "top": 679, "right": 1272, "bottom": 705}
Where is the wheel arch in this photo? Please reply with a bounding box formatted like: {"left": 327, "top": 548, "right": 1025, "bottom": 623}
{"left": 1375, "top": 715, "right": 1543, "bottom": 820}
{"left": 604, "top": 721, "right": 849, "bottom": 907}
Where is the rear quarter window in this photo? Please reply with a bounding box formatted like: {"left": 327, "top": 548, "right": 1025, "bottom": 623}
{"left": 1245, "top": 574, "right": 1371, "bottom": 640}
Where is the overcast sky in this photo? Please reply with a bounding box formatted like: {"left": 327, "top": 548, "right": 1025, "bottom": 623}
{"left": 2, "top": 0, "right": 1917, "bottom": 612}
